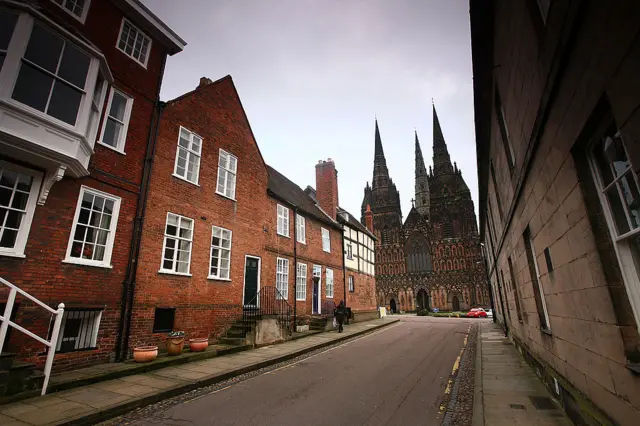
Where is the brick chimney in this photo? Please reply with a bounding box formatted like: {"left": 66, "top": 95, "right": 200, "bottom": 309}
{"left": 198, "top": 77, "right": 213, "bottom": 88}
{"left": 364, "top": 204, "right": 374, "bottom": 233}
{"left": 315, "top": 158, "right": 339, "bottom": 220}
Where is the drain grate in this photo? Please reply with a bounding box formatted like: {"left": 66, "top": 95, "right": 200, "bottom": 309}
{"left": 509, "top": 404, "right": 526, "bottom": 410}
{"left": 530, "top": 396, "right": 556, "bottom": 410}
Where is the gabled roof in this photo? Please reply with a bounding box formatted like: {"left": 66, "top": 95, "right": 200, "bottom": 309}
{"left": 337, "top": 207, "right": 377, "bottom": 240}
{"left": 267, "top": 166, "right": 342, "bottom": 231}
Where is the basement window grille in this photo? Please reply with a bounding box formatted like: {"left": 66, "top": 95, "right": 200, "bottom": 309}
{"left": 55, "top": 308, "right": 102, "bottom": 353}
{"left": 153, "top": 307, "right": 175, "bottom": 333}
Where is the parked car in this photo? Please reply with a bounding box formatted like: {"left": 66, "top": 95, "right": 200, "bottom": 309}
{"left": 466, "top": 308, "right": 488, "bottom": 318}
{"left": 486, "top": 309, "right": 493, "bottom": 319}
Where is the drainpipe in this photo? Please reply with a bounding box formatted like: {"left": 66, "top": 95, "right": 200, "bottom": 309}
{"left": 341, "top": 225, "right": 347, "bottom": 313}
{"left": 115, "top": 53, "right": 167, "bottom": 361}
{"left": 292, "top": 206, "right": 298, "bottom": 331}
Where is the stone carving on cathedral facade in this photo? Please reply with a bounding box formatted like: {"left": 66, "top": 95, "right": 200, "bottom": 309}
{"left": 361, "top": 105, "right": 490, "bottom": 313}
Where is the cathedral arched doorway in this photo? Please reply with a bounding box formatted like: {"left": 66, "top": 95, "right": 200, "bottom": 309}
{"left": 416, "top": 289, "right": 429, "bottom": 311}
{"left": 452, "top": 295, "right": 460, "bottom": 312}
{"left": 390, "top": 299, "right": 397, "bottom": 314}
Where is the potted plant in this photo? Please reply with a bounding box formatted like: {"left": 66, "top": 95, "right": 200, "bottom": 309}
{"left": 133, "top": 346, "right": 158, "bottom": 363}
{"left": 166, "top": 331, "right": 185, "bottom": 356}
{"left": 189, "top": 337, "right": 209, "bottom": 352}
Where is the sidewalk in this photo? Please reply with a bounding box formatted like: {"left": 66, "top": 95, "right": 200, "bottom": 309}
{"left": 0, "top": 318, "right": 397, "bottom": 426}
{"left": 474, "top": 322, "right": 571, "bottom": 426}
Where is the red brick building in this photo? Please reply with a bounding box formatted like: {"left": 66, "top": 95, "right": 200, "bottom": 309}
{"left": 127, "top": 75, "right": 272, "bottom": 350}
{"left": 0, "top": 0, "right": 184, "bottom": 371}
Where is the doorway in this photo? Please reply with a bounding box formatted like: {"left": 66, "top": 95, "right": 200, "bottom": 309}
{"left": 312, "top": 278, "right": 320, "bottom": 314}
{"left": 417, "top": 289, "right": 428, "bottom": 311}
{"left": 243, "top": 256, "right": 261, "bottom": 307}
{"left": 452, "top": 295, "right": 460, "bottom": 311}
{"left": 390, "top": 298, "right": 397, "bottom": 314}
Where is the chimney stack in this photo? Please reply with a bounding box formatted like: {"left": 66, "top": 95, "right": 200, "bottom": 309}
{"left": 315, "top": 158, "right": 339, "bottom": 220}
{"left": 364, "top": 204, "right": 374, "bottom": 233}
{"left": 198, "top": 77, "right": 213, "bottom": 88}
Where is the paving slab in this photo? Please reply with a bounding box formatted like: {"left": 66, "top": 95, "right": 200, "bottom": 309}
{"left": 0, "top": 318, "right": 397, "bottom": 426}
{"left": 474, "top": 322, "right": 572, "bottom": 426}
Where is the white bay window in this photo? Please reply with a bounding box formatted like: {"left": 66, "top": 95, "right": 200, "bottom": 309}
{"left": 0, "top": 6, "right": 112, "bottom": 189}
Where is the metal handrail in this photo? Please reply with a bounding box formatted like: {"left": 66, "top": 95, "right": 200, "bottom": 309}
{"left": 242, "top": 286, "right": 292, "bottom": 340}
{"left": 0, "top": 277, "right": 64, "bottom": 395}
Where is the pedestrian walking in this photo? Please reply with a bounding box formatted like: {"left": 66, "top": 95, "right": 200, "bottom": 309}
{"left": 334, "top": 300, "right": 346, "bottom": 332}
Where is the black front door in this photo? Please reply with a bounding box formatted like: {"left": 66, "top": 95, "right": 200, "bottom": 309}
{"left": 312, "top": 280, "right": 319, "bottom": 314}
{"left": 390, "top": 299, "right": 396, "bottom": 314}
{"left": 244, "top": 257, "right": 259, "bottom": 306}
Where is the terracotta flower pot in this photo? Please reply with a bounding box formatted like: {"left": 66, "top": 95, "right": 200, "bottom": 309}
{"left": 133, "top": 346, "right": 158, "bottom": 363}
{"left": 166, "top": 337, "right": 185, "bottom": 356}
{"left": 189, "top": 338, "right": 209, "bottom": 352}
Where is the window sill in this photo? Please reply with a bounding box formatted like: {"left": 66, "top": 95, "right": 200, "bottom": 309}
{"left": 158, "top": 270, "right": 192, "bottom": 277}
{"left": 207, "top": 276, "right": 231, "bottom": 282}
{"left": 0, "top": 251, "right": 26, "bottom": 259}
{"left": 277, "top": 233, "right": 291, "bottom": 238}
{"left": 541, "top": 328, "right": 553, "bottom": 336}
{"left": 215, "top": 191, "right": 236, "bottom": 202}
{"left": 626, "top": 361, "right": 640, "bottom": 375}
{"left": 97, "top": 141, "right": 126, "bottom": 155}
{"left": 323, "top": 250, "right": 331, "bottom": 253}
{"left": 62, "top": 259, "right": 113, "bottom": 269}
{"left": 296, "top": 298, "right": 306, "bottom": 301}
{"left": 172, "top": 173, "right": 200, "bottom": 187}
{"left": 297, "top": 240, "right": 306, "bottom": 245}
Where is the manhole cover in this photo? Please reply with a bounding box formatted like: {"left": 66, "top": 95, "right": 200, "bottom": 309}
{"left": 530, "top": 396, "right": 556, "bottom": 410}
{"left": 509, "top": 404, "right": 526, "bottom": 410}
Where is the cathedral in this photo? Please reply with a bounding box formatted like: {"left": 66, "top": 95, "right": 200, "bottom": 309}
{"left": 361, "top": 105, "right": 489, "bottom": 313}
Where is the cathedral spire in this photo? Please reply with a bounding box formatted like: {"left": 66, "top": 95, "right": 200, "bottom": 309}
{"left": 372, "top": 119, "right": 390, "bottom": 189}
{"left": 432, "top": 103, "right": 453, "bottom": 175}
{"left": 375, "top": 119, "right": 385, "bottom": 159}
{"left": 414, "top": 130, "right": 430, "bottom": 217}
{"left": 414, "top": 130, "right": 427, "bottom": 177}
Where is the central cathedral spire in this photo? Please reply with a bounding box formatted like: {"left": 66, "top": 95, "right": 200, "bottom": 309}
{"left": 432, "top": 104, "right": 453, "bottom": 175}
{"left": 414, "top": 130, "right": 430, "bottom": 217}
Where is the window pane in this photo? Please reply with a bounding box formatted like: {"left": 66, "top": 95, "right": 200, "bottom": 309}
{"left": 12, "top": 63, "right": 53, "bottom": 113}
{"left": 619, "top": 171, "right": 640, "bottom": 229}
{"left": 0, "top": 229, "right": 17, "bottom": 248}
{"left": 0, "top": 10, "right": 18, "bottom": 51}
{"left": 24, "top": 24, "right": 63, "bottom": 73}
{"left": 103, "top": 119, "right": 123, "bottom": 147}
{"left": 109, "top": 92, "right": 128, "bottom": 121}
{"left": 58, "top": 43, "right": 90, "bottom": 88}
{"left": 11, "top": 191, "right": 28, "bottom": 210}
{"left": 48, "top": 80, "right": 82, "bottom": 125}
{"left": 606, "top": 186, "right": 630, "bottom": 235}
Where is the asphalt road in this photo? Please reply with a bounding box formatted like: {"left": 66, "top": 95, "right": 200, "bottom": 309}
{"left": 130, "top": 316, "right": 474, "bottom": 426}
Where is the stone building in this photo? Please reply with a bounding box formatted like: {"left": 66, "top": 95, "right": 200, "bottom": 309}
{"left": 361, "top": 107, "right": 488, "bottom": 313}
{"left": 471, "top": 0, "right": 640, "bottom": 424}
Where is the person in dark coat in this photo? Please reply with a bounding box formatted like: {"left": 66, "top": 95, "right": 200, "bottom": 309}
{"left": 334, "top": 301, "right": 346, "bottom": 332}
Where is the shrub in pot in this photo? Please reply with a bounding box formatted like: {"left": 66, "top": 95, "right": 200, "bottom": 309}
{"left": 166, "top": 331, "right": 185, "bottom": 356}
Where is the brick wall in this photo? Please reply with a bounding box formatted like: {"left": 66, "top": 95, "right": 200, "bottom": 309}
{"left": 0, "top": 0, "right": 169, "bottom": 371}
{"left": 346, "top": 271, "right": 376, "bottom": 312}
{"left": 128, "top": 76, "right": 271, "bottom": 350}
{"left": 473, "top": 1, "right": 640, "bottom": 423}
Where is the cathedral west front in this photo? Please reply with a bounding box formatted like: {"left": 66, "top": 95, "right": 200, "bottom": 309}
{"left": 362, "top": 105, "right": 489, "bottom": 313}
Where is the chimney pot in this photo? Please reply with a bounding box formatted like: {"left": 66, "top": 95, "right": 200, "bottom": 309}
{"left": 199, "top": 77, "right": 213, "bottom": 88}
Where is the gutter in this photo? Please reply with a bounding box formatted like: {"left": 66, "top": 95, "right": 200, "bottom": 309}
{"left": 115, "top": 53, "right": 167, "bottom": 361}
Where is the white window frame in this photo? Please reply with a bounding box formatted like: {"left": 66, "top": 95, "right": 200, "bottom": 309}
{"left": 173, "top": 126, "right": 202, "bottom": 186}
{"left": 276, "top": 257, "right": 289, "bottom": 299}
{"left": 527, "top": 231, "right": 550, "bottom": 331}
{"left": 346, "top": 243, "right": 353, "bottom": 259}
{"left": 588, "top": 127, "right": 640, "bottom": 330}
{"left": 215, "top": 149, "right": 237, "bottom": 200}
{"left": 312, "top": 264, "right": 322, "bottom": 298}
{"left": 208, "top": 225, "right": 232, "bottom": 281}
{"left": 349, "top": 275, "right": 355, "bottom": 292}
{"left": 116, "top": 18, "right": 152, "bottom": 68}
{"left": 51, "top": 0, "right": 91, "bottom": 24}
{"left": 296, "top": 214, "right": 305, "bottom": 244}
{"left": 2, "top": 15, "right": 106, "bottom": 135}
{"left": 98, "top": 87, "right": 133, "bottom": 154}
{"left": 326, "top": 268, "right": 334, "bottom": 298}
{"left": 0, "top": 162, "right": 43, "bottom": 258}
{"left": 296, "top": 262, "right": 307, "bottom": 301}
{"left": 159, "top": 212, "right": 194, "bottom": 276}
{"left": 55, "top": 309, "right": 102, "bottom": 352}
{"left": 277, "top": 204, "right": 290, "bottom": 237}
{"left": 63, "top": 186, "right": 121, "bottom": 268}
{"left": 322, "top": 227, "right": 330, "bottom": 252}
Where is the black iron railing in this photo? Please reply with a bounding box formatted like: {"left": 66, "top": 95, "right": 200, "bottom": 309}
{"left": 242, "top": 286, "right": 292, "bottom": 340}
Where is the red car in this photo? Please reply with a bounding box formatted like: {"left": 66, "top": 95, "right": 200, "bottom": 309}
{"left": 466, "top": 308, "right": 488, "bottom": 318}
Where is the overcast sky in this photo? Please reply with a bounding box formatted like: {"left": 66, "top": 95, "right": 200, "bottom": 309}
{"left": 144, "top": 0, "right": 478, "bottom": 222}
